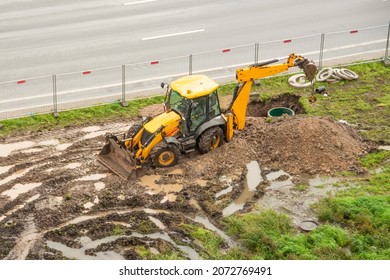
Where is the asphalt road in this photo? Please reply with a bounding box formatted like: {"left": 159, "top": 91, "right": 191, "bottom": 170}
{"left": 0, "top": 0, "right": 389, "bottom": 82}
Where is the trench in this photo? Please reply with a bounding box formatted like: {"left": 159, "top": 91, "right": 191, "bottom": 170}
{"left": 246, "top": 93, "right": 305, "bottom": 117}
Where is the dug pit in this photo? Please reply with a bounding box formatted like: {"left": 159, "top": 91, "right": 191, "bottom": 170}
{"left": 246, "top": 93, "right": 305, "bottom": 117}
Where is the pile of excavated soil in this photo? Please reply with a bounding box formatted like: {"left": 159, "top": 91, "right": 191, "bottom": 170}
{"left": 242, "top": 116, "right": 369, "bottom": 175}
{"left": 181, "top": 116, "right": 368, "bottom": 178}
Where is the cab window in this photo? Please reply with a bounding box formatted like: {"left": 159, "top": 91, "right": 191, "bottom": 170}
{"left": 189, "top": 96, "right": 208, "bottom": 132}
{"left": 208, "top": 91, "right": 220, "bottom": 118}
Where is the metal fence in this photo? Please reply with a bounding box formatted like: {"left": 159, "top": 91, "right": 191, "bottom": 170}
{"left": 1, "top": 23, "right": 389, "bottom": 120}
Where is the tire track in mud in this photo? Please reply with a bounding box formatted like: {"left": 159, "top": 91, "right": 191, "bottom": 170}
{"left": 0, "top": 122, "right": 240, "bottom": 260}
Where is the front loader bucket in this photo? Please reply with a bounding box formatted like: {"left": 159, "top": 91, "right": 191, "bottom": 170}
{"left": 97, "top": 138, "right": 136, "bottom": 180}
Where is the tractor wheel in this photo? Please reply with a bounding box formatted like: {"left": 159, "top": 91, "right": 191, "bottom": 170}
{"left": 152, "top": 143, "right": 180, "bottom": 167}
{"left": 198, "top": 126, "right": 224, "bottom": 154}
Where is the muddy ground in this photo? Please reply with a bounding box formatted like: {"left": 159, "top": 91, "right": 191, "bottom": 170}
{"left": 0, "top": 95, "right": 370, "bottom": 260}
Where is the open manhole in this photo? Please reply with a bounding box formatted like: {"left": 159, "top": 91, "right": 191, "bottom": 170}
{"left": 247, "top": 93, "right": 305, "bottom": 117}
{"left": 267, "top": 107, "right": 295, "bottom": 117}
{"left": 299, "top": 220, "right": 318, "bottom": 232}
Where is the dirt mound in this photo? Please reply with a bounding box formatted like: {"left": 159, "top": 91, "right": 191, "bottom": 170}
{"left": 179, "top": 116, "right": 368, "bottom": 180}
{"left": 242, "top": 116, "right": 368, "bottom": 175}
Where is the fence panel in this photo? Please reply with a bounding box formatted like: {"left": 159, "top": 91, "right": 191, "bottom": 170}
{"left": 0, "top": 24, "right": 389, "bottom": 121}
{"left": 322, "top": 25, "right": 388, "bottom": 66}
{"left": 125, "top": 56, "right": 190, "bottom": 99}
{"left": 192, "top": 44, "right": 256, "bottom": 84}
{"left": 0, "top": 76, "right": 53, "bottom": 120}
{"left": 56, "top": 66, "right": 122, "bottom": 112}
{"left": 257, "top": 34, "right": 322, "bottom": 74}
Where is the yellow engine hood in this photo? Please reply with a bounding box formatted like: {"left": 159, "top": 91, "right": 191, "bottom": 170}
{"left": 143, "top": 111, "right": 181, "bottom": 133}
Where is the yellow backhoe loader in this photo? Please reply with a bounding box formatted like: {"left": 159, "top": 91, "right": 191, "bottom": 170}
{"left": 98, "top": 53, "right": 316, "bottom": 179}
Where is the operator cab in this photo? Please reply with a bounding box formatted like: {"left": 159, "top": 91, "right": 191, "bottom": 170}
{"left": 163, "top": 75, "right": 221, "bottom": 134}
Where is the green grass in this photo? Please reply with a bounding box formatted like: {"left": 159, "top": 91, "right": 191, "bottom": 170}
{"left": 112, "top": 224, "right": 125, "bottom": 236}
{"left": 360, "top": 150, "right": 390, "bottom": 169}
{"left": 301, "top": 63, "right": 390, "bottom": 143}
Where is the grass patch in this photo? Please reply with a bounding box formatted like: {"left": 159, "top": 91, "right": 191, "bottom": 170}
{"left": 302, "top": 62, "right": 390, "bottom": 143}
{"left": 360, "top": 150, "right": 390, "bottom": 168}
{"left": 112, "top": 224, "right": 125, "bottom": 236}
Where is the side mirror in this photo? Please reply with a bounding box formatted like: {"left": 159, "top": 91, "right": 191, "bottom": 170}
{"left": 161, "top": 82, "right": 169, "bottom": 89}
{"left": 164, "top": 102, "right": 171, "bottom": 112}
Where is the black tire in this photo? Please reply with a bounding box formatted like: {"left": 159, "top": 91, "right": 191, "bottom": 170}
{"left": 198, "top": 126, "right": 224, "bottom": 154}
{"left": 152, "top": 143, "right": 180, "bottom": 167}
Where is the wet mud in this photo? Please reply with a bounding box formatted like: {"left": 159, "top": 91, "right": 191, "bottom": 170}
{"left": 0, "top": 102, "right": 369, "bottom": 260}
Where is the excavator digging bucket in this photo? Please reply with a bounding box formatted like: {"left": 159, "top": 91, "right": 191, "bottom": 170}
{"left": 297, "top": 59, "right": 318, "bottom": 81}
{"left": 302, "top": 62, "right": 317, "bottom": 82}
{"left": 97, "top": 138, "right": 137, "bottom": 180}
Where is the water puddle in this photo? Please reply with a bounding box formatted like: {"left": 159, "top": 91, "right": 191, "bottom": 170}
{"left": 94, "top": 182, "right": 106, "bottom": 191}
{"left": 140, "top": 174, "right": 183, "bottom": 200}
{"left": 83, "top": 202, "right": 95, "bottom": 209}
{"left": 143, "top": 208, "right": 169, "bottom": 215}
{"left": 0, "top": 167, "right": 33, "bottom": 186}
{"left": 0, "top": 165, "right": 13, "bottom": 175}
{"left": 160, "top": 193, "right": 178, "bottom": 203}
{"left": 0, "top": 141, "right": 35, "bottom": 157}
{"left": 148, "top": 216, "right": 166, "bottom": 230}
{"left": 195, "top": 179, "right": 208, "bottom": 187}
{"left": 56, "top": 143, "right": 72, "bottom": 151}
{"left": 82, "top": 131, "right": 106, "bottom": 140}
{"left": 1, "top": 182, "right": 41, "bottom": 200}
{"left": 257, "top": 173, "right": 344, "bottom": 226}
{"left": 150, "top": 247, "right": 160, "bottom": 254}
{"left": 215, "top": 176, "right": 233, "bottom": 198}
{"left": 169, "top": 169, "right": 183, "bottom": 175}
{"left": 375, "top": 167, "right": 383, "bottom": 174}
{"left": 58, "top": 209, "right": 169, "bottom": 229}
{"left": 39, "top": 139, "right": 60, "bottom": 146}
{"left": 308, "top": 176, "right": 339, "bottom": 187}
{"left": 222, "top": 161, "right": 262, "bottom": 216}
{"left": 194, "top": 215, "right": 233, "bottom": 246}
{"left": 266, "top": 170, "right": 293, "bottom": 189}
{"left": 76, "top": 174, "right": 107, "bottom": 181}
{"left": 46, "top": 235, "right": 124, "bottom": 260}
{"left": 21, "top": 148, "right": 43, "bottom": 154}
{"left": 247, "top": 160, "right": 263, "bottom": 190}
{"left": 188, "top": 198, "right": 202, "bottom": 210}
{"left": 112, "top": 221, "right": 131, "bottom": 228}
{"left": 65, "top": 162, "right": 82, "bottom": 169}
{"left": 82, "top": 126, "right": 102, "bottom": 133}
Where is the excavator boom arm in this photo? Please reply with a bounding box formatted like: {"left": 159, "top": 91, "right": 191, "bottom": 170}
{"left": 230, "top": 53, "right": 315, "bottom": 130}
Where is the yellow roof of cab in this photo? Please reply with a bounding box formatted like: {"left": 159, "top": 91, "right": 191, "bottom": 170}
{"left": 170, "top": 75, "right": 219, "bottom": 99}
